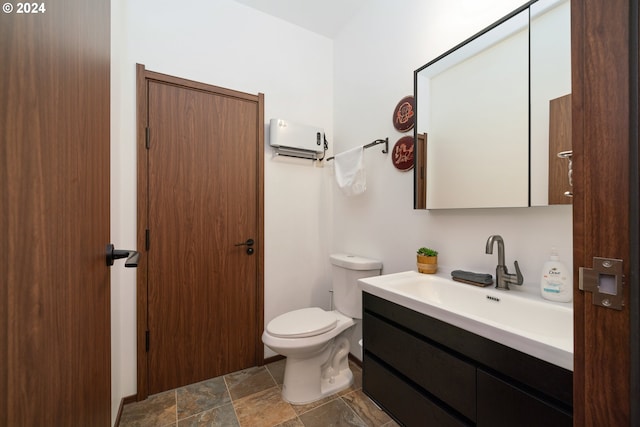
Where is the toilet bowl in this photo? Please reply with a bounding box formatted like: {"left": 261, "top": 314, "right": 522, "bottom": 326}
{"left": 262, "top": 254, "right": 382, "bottom": 404}
{"left": 262, "top": 308, "right": 355, "bottom": 404}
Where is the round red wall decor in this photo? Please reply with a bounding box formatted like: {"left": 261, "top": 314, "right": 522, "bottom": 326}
{"left": 392, "top": 136, "right": 414, "bottom": 171}
{"left": 392, "top": 95, "right": 415, "bottom": 132}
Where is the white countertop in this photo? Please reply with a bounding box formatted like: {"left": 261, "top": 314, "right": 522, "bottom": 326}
{"left": 358, "top": 270, "right": 573, "bottom": 371}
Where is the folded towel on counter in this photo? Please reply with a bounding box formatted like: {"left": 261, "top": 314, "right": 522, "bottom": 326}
{"left": 334, "top": 146, "right": 366, "bottom": 196}
{"left": 451, "top": 270, "right": 493, "bottom": 287}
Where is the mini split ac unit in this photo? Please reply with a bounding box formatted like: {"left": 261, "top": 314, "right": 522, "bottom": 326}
{"left": 269, "top": 119, "right": 325, "bottom": 159}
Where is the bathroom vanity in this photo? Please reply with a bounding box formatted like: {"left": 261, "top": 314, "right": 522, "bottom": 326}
{"left": 359, "top": 272, "right": 573, "bottom": 427}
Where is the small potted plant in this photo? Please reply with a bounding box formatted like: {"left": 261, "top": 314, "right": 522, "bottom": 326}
{"left": 417, "top": 247, "right": 438, "bottom": 274}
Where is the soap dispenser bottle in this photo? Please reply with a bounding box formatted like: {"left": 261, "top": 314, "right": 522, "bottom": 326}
{"left": 540, "top": 248, "right": 572, "bottom": 302}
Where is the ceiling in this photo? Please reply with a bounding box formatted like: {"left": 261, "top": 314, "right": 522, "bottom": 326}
{"left": 232, "top": 0, "right": 369, "bottom": 38}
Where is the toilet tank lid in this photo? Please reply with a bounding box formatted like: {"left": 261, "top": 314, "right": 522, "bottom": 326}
{"left": 330, "top": 253, "right": 382, "bottom": 270}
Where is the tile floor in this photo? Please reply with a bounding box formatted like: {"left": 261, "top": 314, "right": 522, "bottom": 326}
{"left": 119, "top": 359, "right": 399, "bottom": 427}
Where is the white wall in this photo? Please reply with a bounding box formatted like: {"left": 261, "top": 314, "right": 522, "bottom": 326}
{"left": 333, "top": 0, "right": 573, "bottom": 359}
{"left": 110, "top": 0, "right": 335, "bottom": 422}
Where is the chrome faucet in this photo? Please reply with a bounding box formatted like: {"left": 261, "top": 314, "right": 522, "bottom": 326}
{"left": 485, "top": 235, "right": 523, "bottom": 290}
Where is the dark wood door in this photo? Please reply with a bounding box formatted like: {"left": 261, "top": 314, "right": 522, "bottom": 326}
{"left": 1, "top": 0, "right": 111, "bottom": 425}
{"left": 572, "top": 0, "right": 637, "bottom": 424}
{"left": 137, "top": 68, "right": 264, "bottom": 396}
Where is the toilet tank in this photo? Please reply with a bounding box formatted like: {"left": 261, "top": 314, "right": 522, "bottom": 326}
{"left": 330, "top": 254, "right": 382, "bottom": 319}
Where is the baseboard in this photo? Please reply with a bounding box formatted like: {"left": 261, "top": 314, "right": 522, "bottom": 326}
{"left": 348, "top": 353, "right": 363, "bottom": 368}
{"left": 114, "top": 394, "right": 137, "bottom": 426}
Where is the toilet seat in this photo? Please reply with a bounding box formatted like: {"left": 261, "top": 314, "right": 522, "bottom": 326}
{"left": 267, "top": 307, "right": 337, "bottom": 338}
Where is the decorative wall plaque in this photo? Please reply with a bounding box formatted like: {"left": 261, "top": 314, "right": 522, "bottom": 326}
{"left": 392, "top": 95, "right": 415, "bottom": 132}
{"left": 392, "top": 136, "right": 414, "bottom": 171}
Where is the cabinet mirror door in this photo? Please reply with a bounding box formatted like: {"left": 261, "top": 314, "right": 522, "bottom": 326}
{"left": 414, "top": 0, "right": 571, "bottom": 209}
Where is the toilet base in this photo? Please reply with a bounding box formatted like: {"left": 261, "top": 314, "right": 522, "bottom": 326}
{"left": 318, "top": 366, "right": 353, "bottom": 400}
{"left": 281, "top": 336, "right": 353, "bottom": 405}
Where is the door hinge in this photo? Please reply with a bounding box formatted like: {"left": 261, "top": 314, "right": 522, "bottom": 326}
{"left": 145, "top": 330, "right": 150, "bottom": 352}
{"left": 145, "top": 229, "right": 150, "bottom": 250}
{"left": 145, "top": 127, "right": 150, "bottom": 149}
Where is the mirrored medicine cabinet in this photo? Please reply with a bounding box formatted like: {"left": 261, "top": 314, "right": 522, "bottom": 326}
{"left": 414, "top": 0, "right": 571, "bottom": 209}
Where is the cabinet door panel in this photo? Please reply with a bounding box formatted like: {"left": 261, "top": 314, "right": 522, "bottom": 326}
{"left": 364, "top": 356, "right": 470, "bottom": 427}
{"left": 477, "top": 369, "right": 572, "bottom": 427}
{"left": 364, "top": 312, "right": 476, "bottom": 420}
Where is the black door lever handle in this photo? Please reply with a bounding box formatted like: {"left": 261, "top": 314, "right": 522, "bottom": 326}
{"left": 234, "top": 239, "right": 255, "bottom": 255}
{"left": 106, "top": 244, "right": 139, "bottom": 268}
{"left": 234, "top": 239, "right": 254, "bottom": 247}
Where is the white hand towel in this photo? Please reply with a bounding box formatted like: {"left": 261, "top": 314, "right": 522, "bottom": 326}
{"left": 334, "top": 146, "right": 366, "bottom": 196}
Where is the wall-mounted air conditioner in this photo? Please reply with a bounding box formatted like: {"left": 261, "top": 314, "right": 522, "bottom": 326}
{"left": 269, "top": 119, "right": 325, "bottom": 159}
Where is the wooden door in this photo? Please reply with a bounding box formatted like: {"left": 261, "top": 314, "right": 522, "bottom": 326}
{"left": 1, "top": 0, "right": 111, "bottom": 425}
{"left": 572, "top": 0, "right": 638, "bottom": 424}
{"left": 137, "top": 66, "right": 264, "bottom": 397}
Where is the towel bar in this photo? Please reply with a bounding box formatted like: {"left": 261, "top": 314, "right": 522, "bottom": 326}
{"left": 326, "top": 138, "right": 388, "bottom": 161}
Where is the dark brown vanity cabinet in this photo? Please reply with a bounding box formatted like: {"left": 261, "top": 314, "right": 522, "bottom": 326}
{"left": 362, "top": 293, "right": 572, "bottom": 427}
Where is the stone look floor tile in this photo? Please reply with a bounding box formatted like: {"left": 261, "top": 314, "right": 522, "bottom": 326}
{"left": 266, "top": 358, "right": 286, "bottom": 385}
{"left": 176, "top": 376, "right": 231, "bottom": 420}
{"left": 177, "top": 402, "right": 239, "bottom": 427}
{"left": 120, "top": 359, "right": 394, "bottom": 427}
{"left": 291, "top": 393, "right": 337, "bottom": 416}
{"left": 233, "top": 385, "right": 298, "bottom": 427}
{"left": 341, "top": 390, "right": 392, "bottom": 427}
{"left": 297, "top": 398, "right": 367, "bottom": 427}
{"left": 274, "top": 417, "right": 305, "bottom": 427}
{"left": 119, "top": 390, "right": 177, "bottom": 427}
{"left": 225, "top": 366, "right": 278, "bottom": 400}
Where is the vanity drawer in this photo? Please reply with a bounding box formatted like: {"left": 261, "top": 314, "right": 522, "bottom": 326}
{"left": 477, "top": 369, "right": 572, "bottom": 427}
{"left": 363, "top": 312, "right": 476, "bottom": 421}
{"left": 364, "top": 355, "right": 471, "bottom": 427}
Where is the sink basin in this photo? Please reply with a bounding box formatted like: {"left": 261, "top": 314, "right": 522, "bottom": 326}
{"left": 358, "top": 270, "right": 573, "bottom": 371}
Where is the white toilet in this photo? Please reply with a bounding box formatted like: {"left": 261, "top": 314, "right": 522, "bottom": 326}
{"left": 262, "top": 253, "right": 382, "bottom": 404}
